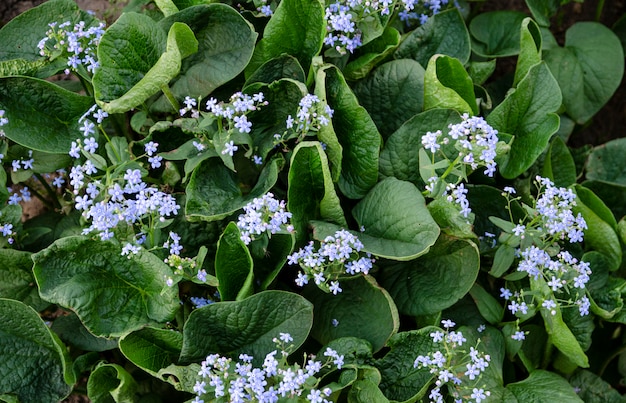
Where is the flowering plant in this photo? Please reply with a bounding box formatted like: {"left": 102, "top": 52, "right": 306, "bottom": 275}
{"left": 0, "top": 0, "right": 625, "bottom": 402}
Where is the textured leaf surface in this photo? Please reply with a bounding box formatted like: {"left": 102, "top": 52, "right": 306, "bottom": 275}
{"left": 506, "top": 370, "right": 583, "bottom": 402}
{"left": 0, "top": 299, "right": 71, "bottom": 402}
{"left": 0, "top": 249, "right": 46, "bottom": 311}
{"left": 585, "top": 138, "right": 626, "bottom": 187}
{"left": 215, "top": 222, "right": 254, "bottom": 301}
{"left": 119, "top": 327, "right": 183, "bottom": 377}
{"left": 180, "top": 291, "right": 313, "bottom": 366}
{"left": 470, "top": 11, "right": 527, "bottom": 57}
{"left": 423, "top": 55, "right": 477, "bottom": 115}
{"left": 87, "top": 363, "right": 137, "bottom": 403}
{"left": 33, "top": 237, "right": 179, "bottom": 337}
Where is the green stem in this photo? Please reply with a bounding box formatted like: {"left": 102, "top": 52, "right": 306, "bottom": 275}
{"left": 541, "top": 339, "right": 554, "bottom": 369}
{"left": 34, "top": 173, "right": 62, "bottom": 209}
{"left": 595, "top": 0, "right": 605, "bottom": 21}
{"left": 98, "top": 125, "right": 122, "bottom": 163}
{"left": 161, "top": 85, "right": 180, "bottom": 112}
{"left": 440, "top": 155, "right": 462, "bottom": 182}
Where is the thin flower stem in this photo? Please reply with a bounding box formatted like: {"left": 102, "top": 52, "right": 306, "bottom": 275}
{"left": 34, "top": 173, "right": 62, "bottom": 209}
{"left": 161, "top": 85, "right": 180, "bottom": 112}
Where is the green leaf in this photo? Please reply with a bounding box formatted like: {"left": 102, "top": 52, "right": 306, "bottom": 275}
{"left": 179, "top": 290, "right": 313, "bottom": 365}
{"left": 525, "top": 0, "right": 560, "bottom": 27}
{"left": 0, "top": 76, "right": 93, "bottom": 153}
{"left": 325, "top": 66, "right": 380, "bottom": 199}
{"left": 0, "top": 0, "right": 96, "bottom": 77}
{"left": 423, "top": 54, "right": 478, "bottom": 115}
{"left": 32, "top": 236, "right": 179, "bottom": 338}
{"left": 314, "top": 65, "right": 343, "bottom": 182}
{"left": 573, "top": 185, "right": 621, "bottom": 271}
{"left": 468, "top": 60, "right": 496, "bottom": 86}
{"left": 374, "top": 328, "right": 439, "bottom": 402}
{"left": 379, "top": 108, "right": 461, "bottom": 185}
{"left": 244, "top": 54, "right": 306, "bottom": 87}
{"left": 215, "top": 222, "right": 254, "bottom": 301}
{"left": 302, "top": 275, "right": 399, "bottom": 353}
{"left": 470, "top": 11, "right": 528, "bottom": 57}
{"left": 51, "top": 313, "right": 118, "bottom": 352}
{"left": 586, "top": 138, "right": 626, "bottom": 188}
{"left": 427, "top": 197, "right": 476, "bottom": 239}
{"left": 379, "top": 235, "right": 479, "bottom": 316}
{"left": 506, "top": 370, "right": 583, "bottom": 402}
{"left": 544, "top": 22, "right": 624, "bottom": 124}
{"left": 348, "top": 379, "right": 390, "bottom": 403}
{"left": 155, "top": 0, "right": 179, "bottom": 16}
{"left": 487, "top": 62, "right": 562, "bottom": 179}
{"left": 252, "top": 232, "right": 295, "bottom": 290}
{"left": 351, "top": 177, "right": 440, "bottom": 261}
{"left": 246, "top": 0, "right": 325, "bottom": 76}
{"left": 542, "top": 136, "right": 577, "bottom": 187}
{"left": 151, "top": 4, "right": 257, "bottom": 111}
{"left": 158, "top": 363, "right": 201, "bottom": 393}
{"left": 514, "top": 18, "right": 542, "bottom": 87}
{"left": 352, "top": 59, "right": 425, "bottom": 139}
{"left": 344, "top": 26, "right": 401, "bottom": 81}
{"left": 569, "top": 369, "right": 624, "bottom": 403}
{"left": 119, "top": 327, "right": 183, "bottom": 377}
{"left": 94, "top": 15, "right": 199, "bottom": 113}
{"left": 185, "top": 156, "right": 280, "bottom": 222}
{"left": 288, "top": 142, "right": 347, "bottom": 243}
{"left": 395, "top": 8, "right": 471, "bottom": 67}
{"left": 87, "top": 363, "right": 137, "bottom": 403}
{"left": 470, "top": 283, "right": 504, "bottom": 325}
{"left": 0, "top": 299, "right": 71, "bottom": 402}
{"left": 0, "top": 249, "right": 47, "bottom": 311}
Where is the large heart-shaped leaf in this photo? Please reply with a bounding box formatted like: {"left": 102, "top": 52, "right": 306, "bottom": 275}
{"left": 0, "top": 299, "right": 72, "bottom": 402}
{"left": 544, "top": 22, "right": 624, "bottom": 124}
{"left": 470, "top": 11, "right": 527, "bottom": 57}
{"left": 179, "top": 291, "right": 313, "bottom": 366}
{"left": 0, "top": 76, "right": 93, "bottom": 153}
{"left": 32, "top": 236, "right": 179, "bottom": 337}
{"left": 379, "top": 235, "right": 480, "bottom": 316}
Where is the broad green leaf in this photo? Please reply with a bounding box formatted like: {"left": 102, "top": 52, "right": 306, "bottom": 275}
{"left": 506, "top": 370, "right": 583, "bottom": 402}
{"left": 427, "top": 196, "right": 476, "bottom": 239}
{"left": 525, "top": 0, "right": 560, "bottom": 27}
{"left": 287, "top": 142, "right": 347, "bottom": 243}
{"left": 470, "top": 11, "right": 527, "bottom": 57}
{"left": 215, "top": 222, "right": 254, "bottom": 301}
{"left": 542, "top": 136, "right": 576, "bottom": 187}
{"left": 570, "top": 369, "right": 624, "bottom": 403}
{"left": 179, "top": 291, "right": 313, "bottom": 365}
{"left": 487, "top": 62, "right": 561, "bottom": 178}
{"left": 379, "top": 108, "right": 461, "bottom": 185}
{"left": 379, "top": 235, "right": 479, "bottom": 316}
{"left": 544, "top": 22, "right": 624, "bottom": 124}
{"left": 395, "top": 8, "right": 471, "bottom": 67}
{"left": 0, "top": 299, "right": 71, "bottom": 402}
{"left": 155, "top": 0, "right": 179, "bottom": 16}
{"left": 119, "top": 327, "right": 183, "bottom": 377}
{"left": 514, "top": 18, "right": 542, "bottom": 87}
{"left": 246, "top": 0, "right": 325, "bottom": 76}
{"left": 582, "top": 180, "right": 626, "bottom": 223}
{"left": 562, "top": 306, "right": 595, "bottom": 352}
{"left": 530, "top": 277, "right": 589, "bottom": 368}
{"left": 185, "top": 156, "right": 280, "bottom": 222}
{"left": 586, "top": 138, "right": 626, "bottom": 187}
{"left": 348, "top": 379, "right": 390, "bottom": 403}
{"left": 468, "top": 59, "right": 496, "bottom": 86}
{"left": 158, "top": 363, "right": 201, "bottom": 393}
{"left": 32, "top": 236, "right": 179, "bottom": 338}
{"left": 0, "top": 0, "right": 96, "bottom": 77}
{"left": 470, "top": 283, "right": 504, "bottom": 325}
{"left": 303, "top": 275, "right": 399, "bottom": 353}
{"left": 252, "top": 232, "right": 295, "bottom": 290}
{"left": 246, "top": 79, "right": 307, "bottom": 160}
{"left": 151, "top": 4, "right": 257, "bottom": 111}
{"left": 423, "top": 54, "right": 478, "bottom": 115}
{"left": 0, "top": 249, "right": 47, "bottom": 311}
{"left": 87, "top": 363, "right": 137, "bottom": 403}
{"left": 344, "top": 26, "right": 401, "bottom": 81}
{"left": 374, "top": 328, "right": 439, "bottom": 402}
{"left": 490, "top": 244, "right": 516, "bottom": 278}
{"left": 314, "top": 64, "right": 343, "bottom": 182}
{"left": 352, "top": 59, "right": 425, "bottom": 139}
{"left": 351, "top": 177, "right": 440, "bottom": 261}
{"left": 51, "top": 313, "right": 118, "bottom": 352}
{"left": 573, "top": 185, "right": 621, "bottom": 271}
{"left": 244, "top": 54, "right": 306, "bottom": 87}
{"left": 325, "top": 66, "right": 380, "bottom": 199}
{"left": 96, "top": 20, "right": 198, "bottom": 113}
{"left": 0, "top": 76, "right": 92, "bottom": 153}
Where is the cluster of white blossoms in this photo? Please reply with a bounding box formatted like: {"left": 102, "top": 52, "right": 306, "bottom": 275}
{"left": 287, "top": 229, "right": 374, "bottom": 295}
{"left": 191, "top": 333, "right": 343, "bottom": 403}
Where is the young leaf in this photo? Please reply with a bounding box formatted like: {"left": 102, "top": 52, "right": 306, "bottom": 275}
{"left": 470, "top": 283, "right": 505, "bottom": 325}
{"left": 215, "top": 222, "right": 254, "bottom": 301}
{"left": 87, "top": 363, "right": 137, "bottom": 403}
{"left": 344, "top": 26, "right": 401, "bottom": 81}
{"left": 470, "top": 11, "right": 527, "bottom": 57}
{"left": 119, "top": 327, "right": 183, "bottom": 377}
{"left": 542, "top": 136, "right": 577, "bottom": 188}
{"left": 423, "top": 54, "right": 478, "bottom": 115}
{"left": 513, "top": 18, "right": 542, "bottom": 87}
{"left": 32, "top": 237, "right": 179, "bottom": 338}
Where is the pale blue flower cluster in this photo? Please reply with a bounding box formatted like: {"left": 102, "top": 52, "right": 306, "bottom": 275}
{"left": 0, "top": 109, "right": 7, "bottom": 137}
{"left": 0, "top": 217, "right": 15, "bottom": 245}
{"left": 236, "top": 193, "right": 294, "bottom": 245}
{"left": 287, "top": 229, "right": 373, "bottom": 294}
{"left": 414, "top": 320, "right": 491, "bottom": 403}
{"left": 11, "top": 150, "right": 34, "bottom": 172}
{"left": 37, "top": 20, "right": 106, "bottom": 75}
{"left": 70, "top": 105, "right": 108, "bottom": 159}
{"left": 192, "top": 334, "right": 343, "bottom": 403}
{"left": 399, "top": 0, "right": 451, "bottom": 24}
{"left": 275, "top": 94, "right": 334, "bottom": 146}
